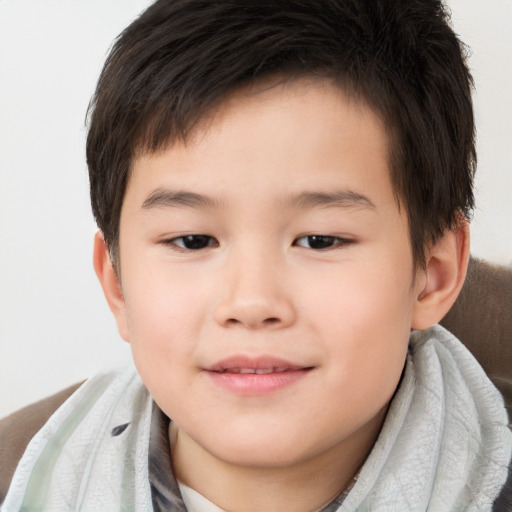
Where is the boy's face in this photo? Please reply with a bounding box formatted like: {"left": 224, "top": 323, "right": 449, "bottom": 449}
{"left": 113, "top": 79, "right": 426, "bottom": 469}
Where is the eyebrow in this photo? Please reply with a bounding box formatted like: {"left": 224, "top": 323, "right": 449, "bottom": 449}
{"left": 141, "top": 187, "right": 376, "bottom": 212}
{"left": 142, "top": 188, "right": 221, "bottom": 210}
{"left": 282, "top": 190, "right": 376, "bottom": 211}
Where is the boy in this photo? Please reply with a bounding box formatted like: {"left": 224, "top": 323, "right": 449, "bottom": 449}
{"left": 1, "top": 0, "right": 511, "bottom": 510}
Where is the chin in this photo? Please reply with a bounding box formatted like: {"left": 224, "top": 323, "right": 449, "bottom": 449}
{"left": 214, "top": 444, "right": 307, "bottom": 469}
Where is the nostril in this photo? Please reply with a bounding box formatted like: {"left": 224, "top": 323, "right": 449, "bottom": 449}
{"left": 224, "top": 317, "right": 280, "bottom": 327}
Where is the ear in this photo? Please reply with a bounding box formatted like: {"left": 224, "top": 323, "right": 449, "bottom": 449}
{"left": 93, "top": 231, "right": 130, "bottom": 342}
{"left": 411, "top": 220, "right": 470, "bottom": 330}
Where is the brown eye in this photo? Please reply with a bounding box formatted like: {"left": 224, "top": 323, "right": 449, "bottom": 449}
{"left": 294, "top": 235, "right": 352, "bottom": 250}
{"left": 171, "top": 235, "right": 216, "bottom": 250}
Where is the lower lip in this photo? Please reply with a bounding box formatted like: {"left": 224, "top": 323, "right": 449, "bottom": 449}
{"left": 205, "top": 369, "right": 311, "bottom": 396}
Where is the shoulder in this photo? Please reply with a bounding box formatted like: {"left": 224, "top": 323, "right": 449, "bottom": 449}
{"left": 492, "top": 378, "right": 512, "bottom": 510}
{"left": 436, "top": 257, "right": 512, "bottom": 509}
{"left": 493, "top": 454, "right": 512, "bottom": 511}
{"left": 0, "top": 382, "right": 83, "bottom": 505}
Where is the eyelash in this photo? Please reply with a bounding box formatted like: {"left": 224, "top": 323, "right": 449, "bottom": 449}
{"left": 163, "top": 234, "right": 353, "bottom": 251}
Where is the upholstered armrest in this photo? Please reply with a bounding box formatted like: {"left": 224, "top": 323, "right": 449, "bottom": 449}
{"left": 441, "top": 257, "right": 512, "bottom": 380}
{"left": 0, "top": 382, "right": 83, "bottom": 503}
{"left": 440, "top": 257, "right": 512, "bottom": 419}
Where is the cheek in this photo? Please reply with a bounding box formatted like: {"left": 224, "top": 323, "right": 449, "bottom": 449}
{"left": 304, "top": 259, "right": 414, "bottom": 333}
{"left": 123, "top": 257, "right": 207, "bottom": 334}
{"left": 305, "top": 263, "right": 413, "bottom": 397}
{"left": 121, "top": 270, "right": 205, "bottom": 383}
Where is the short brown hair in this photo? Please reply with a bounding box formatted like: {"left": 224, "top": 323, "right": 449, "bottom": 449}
{"left": 87, "top": 0, "right": 475, "bottom": 268}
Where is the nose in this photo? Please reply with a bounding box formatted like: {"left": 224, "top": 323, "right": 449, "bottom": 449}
{"left": 214, "top": 254, "right": 296, "bottom": 330}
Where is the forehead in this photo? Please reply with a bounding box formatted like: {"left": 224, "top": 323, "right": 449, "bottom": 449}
{"left": 124, "top": 78, "right": 394, "bottom": 215}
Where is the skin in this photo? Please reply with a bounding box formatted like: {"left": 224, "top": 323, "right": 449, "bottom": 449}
{"left": 95, "top": 78, "right": 469, "bottom": 512}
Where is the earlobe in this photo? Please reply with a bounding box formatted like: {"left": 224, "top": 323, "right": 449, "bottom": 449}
{"left": 411, "top": 220, "right": 470, "bottom": 330}
{"left": 93, "top": 232, "right": 131, "bottom": 342}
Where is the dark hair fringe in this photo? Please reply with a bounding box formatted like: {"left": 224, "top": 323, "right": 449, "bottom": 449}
{"left": 87, "top": 0, "right": 475, "bottom": 267}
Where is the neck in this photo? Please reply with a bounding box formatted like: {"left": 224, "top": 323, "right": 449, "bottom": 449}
{"left": 170, "top": 408, "right": 386, "bottom": 512}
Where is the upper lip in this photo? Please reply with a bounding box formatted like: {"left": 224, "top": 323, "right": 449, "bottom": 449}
{"left": 204, "top": 355, "right": 312, "bottom": 374}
